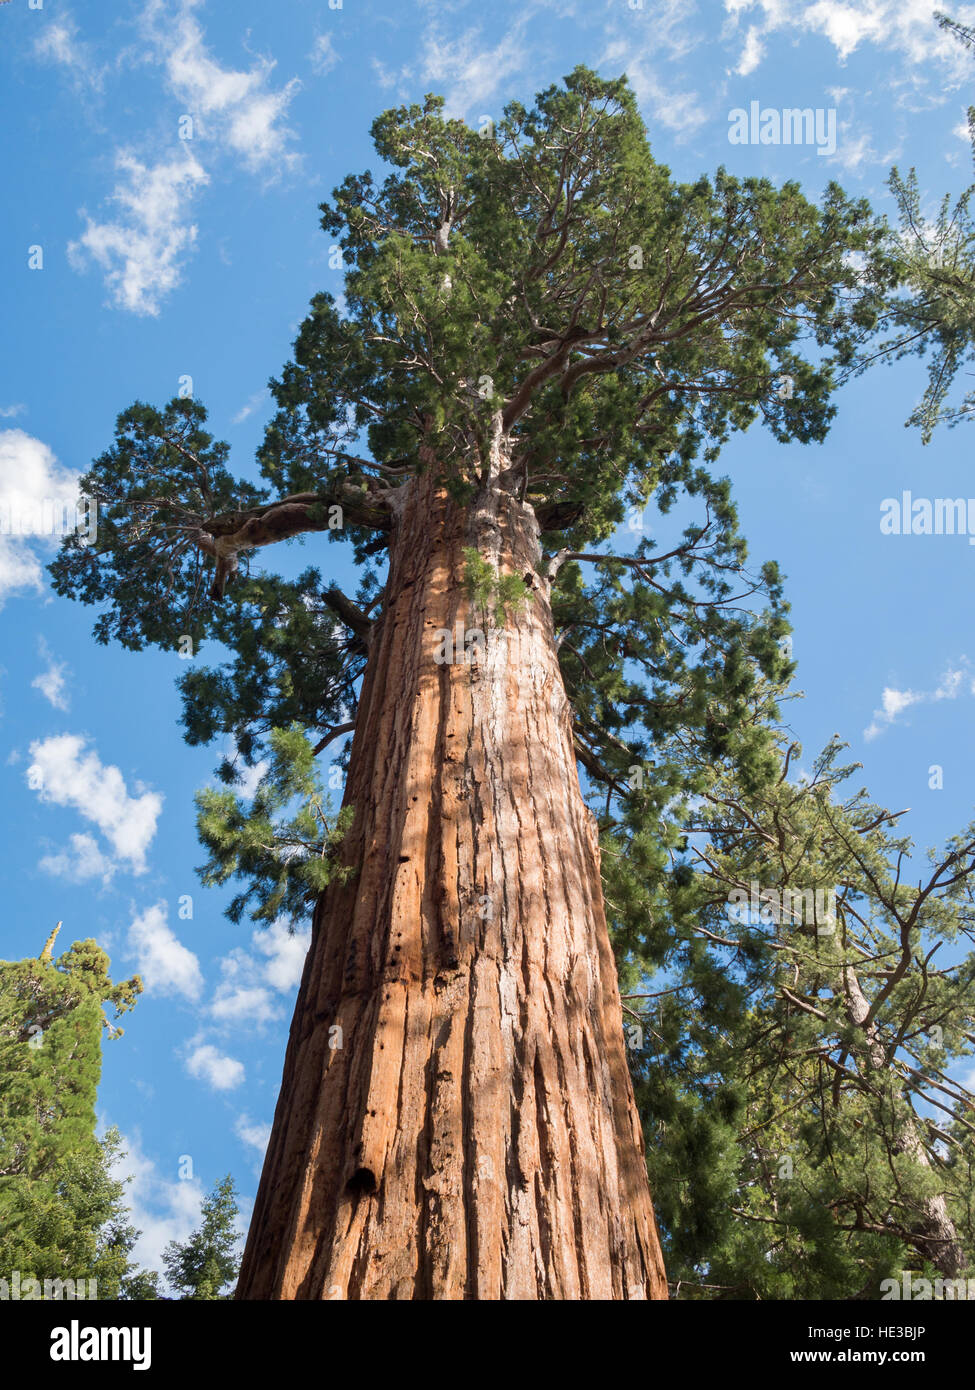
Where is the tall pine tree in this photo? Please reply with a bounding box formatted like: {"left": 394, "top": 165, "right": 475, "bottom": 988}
{"left": 0, "top": 928, "right": 147, "bottom": 1296}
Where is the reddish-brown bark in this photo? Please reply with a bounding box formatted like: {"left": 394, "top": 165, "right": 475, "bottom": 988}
{"left": 235, "top": 471, "right": 668, "bottom": 1300}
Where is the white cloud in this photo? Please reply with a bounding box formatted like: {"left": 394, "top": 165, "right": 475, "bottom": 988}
{"left": 68, "top": 150, "right": 209, "bottom": 316}
{"left": 0, "top": 431, "right": 81, "bottom": 604}
{"left": 598, "top": 44, "right": 708, "bottom": 137}
{"left": 864, "top": 663, "right": 972, "bottom": 739}
{"left": 65, "top": 1, "right": 300, "bottom": 315}
{"left": 426, "top": 31, "right": 528, "bottom": 113}
{"left": 128, "top": 902, "right": 204, "bottom": 1000}
{"left": 39, "top": 832, "right": 117, "bottom": 886}
{"left": 142, "top": 0, "right": 300, "bottom": 175}
{"left": 827, "top": 123, "right": 879, "bottom": 172}
{"left": 0, "top": 543, "right": 44, "bottom": 605}
{"left": 104, "top": 1126, "right": 248, "bottom": 1289}
{"left": 310, "top": 33, "right": 339, "bottom": 76}
{"left": 735, "top": 25, "right": 766, "bottom": 74}
{"left": 208, "top": 920, "right": 310, "bottom": 1028}
{"left": 724, "top": 0, "right": 975, "bottom": 77}
{"left": 27, "top": 733, "right": 162, "bottom": 873}
{"left": 0, "top": 404, "right": 25, "bottom": 419}
{"left": 235, "top": 759, "right": 269, "bottom": 797}
{"left": 377, "top": 22, "right": 530, "bottom": 116}
{"left": 32, "top": 639, "right": 70, "bottom": 710}
{"left": 34, "top": 16, "right": 103, "bottom": 89}
{"left": 211, "top": 982, "right": 278, "bottom": 1026}
{"left": 106, "top": 1129, "right": 208, "bottom": 1282}
{"left": 255, "top": 919, "right": 311, "bottom": 992}
{"left": 221, "top": 736, "right": 269, "bottom": 795}
{"left": 235, "top": 1113, "right": 271, "bottom": 1155}
{"left": 185, "top": 1038, "right": 245, "bottom": 1090}
{"left": 232, "top": 391, "right": 268, "bottom": 426}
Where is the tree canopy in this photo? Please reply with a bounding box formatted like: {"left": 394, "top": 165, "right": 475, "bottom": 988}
{"left": 51, "top": 66, "right": 895, "bottom": 871}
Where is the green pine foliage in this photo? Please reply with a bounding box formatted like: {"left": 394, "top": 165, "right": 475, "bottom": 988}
{"left": 874, "top": 13, "right": 975, "bottom": 439}
{"left": 619, "top": 708, "right": 975, "bottom": 1296}
{"left": 195, "top": 723, "right": 355, "bottom": 927}
{"left": 0, "top": 937, "right": 152, "bottom": 1296}
{"left": 161, "top": 1176, "right": 241, "bottom": 1300}
{"left": 462, "top": 546, "right": 530, "bottom": 624}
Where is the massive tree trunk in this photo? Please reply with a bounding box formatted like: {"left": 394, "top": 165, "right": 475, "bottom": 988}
{"left": 235, "top": 467, "right": 668, "bottom": 1300}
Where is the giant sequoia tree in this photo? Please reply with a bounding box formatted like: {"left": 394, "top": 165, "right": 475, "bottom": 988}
{"left": 52, "top": 70, "right": 895, "bottom": 1299}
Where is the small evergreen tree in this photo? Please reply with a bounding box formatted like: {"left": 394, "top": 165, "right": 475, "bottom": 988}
{"left": 162, "top": 1176, "right": 241, "bottom": 1299}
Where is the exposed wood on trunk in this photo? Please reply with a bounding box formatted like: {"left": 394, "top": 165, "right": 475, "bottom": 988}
{"left": 235, "top": 471, "right": 668, "bottom": 1300}
{"left": 198, "top": 487, "right": 393, "bottom": 598}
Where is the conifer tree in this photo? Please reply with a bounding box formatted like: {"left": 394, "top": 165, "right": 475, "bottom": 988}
{"left": 51, "top": 69, "right": 895, "bottom": 1299}
{"left": 624, "top": 704, "right": 975, "bottom": 1297}
{"left": 873, "top": 13, "right": 975, "bottom": 438}
{"left": 162, "top": 1176, "right": 241, "bottom": 1300}
{"left": 0, "top": 930, "right": 147, "bottom": 1295}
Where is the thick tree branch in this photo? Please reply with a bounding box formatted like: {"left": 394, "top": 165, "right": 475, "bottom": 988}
{"left": 199, "top": 486, "right": 394, "bottom": 598}
{"left": 322, "top": 586, "right": 376, "bottom": 648}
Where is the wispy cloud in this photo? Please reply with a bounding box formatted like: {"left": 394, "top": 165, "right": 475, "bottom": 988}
{"left": 864, "top": 662, "right": 972, "bottom": 740}
{"left": 107, "top": 1129, "right": 208, "bottom": 1282}
{"left": 39, "top": 832, "right": 118, "bottom": 886}
{"left": 68, "top": 150, "right": 209, "bottom": 316}
{"left": 232, "top": 391, "right": 269, "bottom": 426}
{"left": 724, "top": 0, "right": 975, "bottom": 80}
{"left": 185, "top": 1037, "right": 246, "bottom": 1091}
{"left": 826, "top": 123, "right": 880, "bottom": 172}
{"left": 28, "top": 733, "right": 163, "bottom": 874}
{"left": 128, "top": 902, "right": 204, "bottom": 1000}
{"left": 310, "top": 33, "right": 339, "bottom": 76}
{"left": 375, "top": 20, "right": 531, "bottom": 117}
{"left": 599, "top": 42, "right": 708, "bottom": 138}
{"left": 235, "top": 1113, "right": 271, "bottom": 1156}
{"left": 105, "top": 1126, "right": 248, "bottom": 1288}
{"left": 142, "top": 0, "right": 300, "bottom": 175}
{"left": 255, "top": 919, "right": 311, "bottom": 991}
{"left": 208, "top": 920, "right": 311, "bottom": 1030}
{"left": 33, "top": 13, "right": 105, "bottom": 90}
{"left": 735, "top": 25, "right": 766, "bottom": 75}
{"left": 60, "top": 1, "right": 300, "bottom": 314}
{"left": 32, "top": 638, "right": 70, "bottom": 711}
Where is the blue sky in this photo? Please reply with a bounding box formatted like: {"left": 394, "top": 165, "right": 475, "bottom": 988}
{"left": 4, "top": 0, "right": 975, "bottom": 1283}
